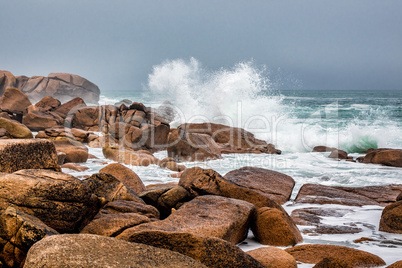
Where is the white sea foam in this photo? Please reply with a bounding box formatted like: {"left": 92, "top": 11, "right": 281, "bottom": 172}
{"left": 146, "top": 58, "right": 402, "bottom": 153}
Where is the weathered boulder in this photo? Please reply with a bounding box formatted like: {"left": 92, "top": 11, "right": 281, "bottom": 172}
{"left": 0, "top": 117, "right": 33, "bottom": 138}
{"left": 285, "top": 244, "right": 386, "bottom": 267}
{"left": 335, "top": 184, "right": 402, "bottom": 206}
{"left": 126, "top": 231, "right": 265, "bottom": 268}
{"left": 379, "top": 200, "right": 402, "bottom": 234}
{"left": 53, "top": 139, "right": 89, "bottom": 163}
{"left": 24, "top": 234, "right": 207, "bottom": 268}
{"left": 312, "top": 146, "right": 337, "bottom": 152}
{"left": 81, "top": 200, "right": 159, "bottom": 237}
{"left": 0, "top": 169, "right": 99, "bottom": 233}
{"left": 313, "top": 257, "right": 352, "bottom": 268}
{"left": 54, "top": 97, "right": 86, "bottom": 119}
{"left": 246, "top": 246, "right": 297, "bottom": 268}
{"left": 224, "top": 167, "right": 295, "bottom": 204}
{"left": 361, "top": 149, "right": 402, "bottom": 167}
{"left": 0, "top": 71, "right": 17, "bottom": 96}
{"left": 179, "top": 123, "right": 281, "bottom": 154}
{"left": 179, "top": 167, "right": 283, "bottom": 210}
{"left": 22, "top": 110, "right": 64, "bottom": 131}
{"left": 34, "top": 96, "right": 61, "bottom": 111}
{"left": 167, "top": 129, "right": 222, "bottom": 161}
{"left": 0, "top": 87, "right": 31, "bottom": 115}
{"left": 83, "top": 173, "right": 144, "bottom": 205}
{"left": 99, "top": 163, "right": 146, "bottom": 194}
{"left": 0, "top": 139, "right": 59, "bottom": 172}
{"left": 294, "top": 184, "right": 381, "bottom": 206}
{"left": 0, "top": 206, "right": 59, "bottom": 267}
{"left": 12, "top": 72, "right": 100, "bottom": 104}
{"left": 328, "top": 149, "right": 348, "bottom": 159}
{"left": 251, "top": 207, "right": 303, "bottom": 246}
{"left": 102, "top": 144, "right": 159, "bottom": 166}
{"left": 139, "top": 184, "right": 191, "bottom": 219}
{"left": 117, "top": 195, "right": 255, "bottom": 244}
{"left": 72, "top": 106, "right": 100, "bottom": 131}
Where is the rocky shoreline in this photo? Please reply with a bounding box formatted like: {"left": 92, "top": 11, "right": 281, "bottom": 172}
{"left": 0, "top": 78, "right": 402, "bottom": 267}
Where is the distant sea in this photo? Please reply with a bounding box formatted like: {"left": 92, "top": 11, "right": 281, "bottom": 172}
{"left": 73, "top": 59, "right": 402, "bottom": 265}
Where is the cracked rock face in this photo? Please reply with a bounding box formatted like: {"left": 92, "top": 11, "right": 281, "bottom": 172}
{"left": 0, "top": 206, "right": 59, "bottom": 267}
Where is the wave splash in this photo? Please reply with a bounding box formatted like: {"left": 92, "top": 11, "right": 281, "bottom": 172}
{"left": 148, "top": 57, "right": 286, "bottom": 139}
{"left": 147, "top": 58, "right": 399, "bottom": 153}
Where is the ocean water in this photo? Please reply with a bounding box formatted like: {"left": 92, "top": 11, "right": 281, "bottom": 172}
{"left": 69, "top": 59, "right": 402, "bottom": 266}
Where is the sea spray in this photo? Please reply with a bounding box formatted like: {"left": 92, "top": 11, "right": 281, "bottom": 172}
{"left": 147, "top": 57, "right": 288, "bottom": 143}
{"left": 146, "top": 58, "right": 402, "bottom": 152}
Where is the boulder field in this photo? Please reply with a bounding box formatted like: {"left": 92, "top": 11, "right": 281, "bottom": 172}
{"left": 0, "top": 139, "right": 398, "bottom": 266}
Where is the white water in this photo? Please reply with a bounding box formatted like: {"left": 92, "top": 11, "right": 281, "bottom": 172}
{"left": 89, "top": 58, "right": 402, "bottom": 266}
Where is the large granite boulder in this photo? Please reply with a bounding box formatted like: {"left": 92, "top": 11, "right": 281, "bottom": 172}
{"left": 53, "top": 139, "right": 89, "bottom": 163}
{"left": 0, "top": 87, "right": 31, "bottom": 115}
{"left": 18, "top": 73, "right": 99, "bottom": 104}
{"left": 0, "top": 71, "right": 17, "bottom": 96}
{"left": 379, "top": 200, "right": 402, "bottom": 234}
{"left": 99, "top": 163, "right": 146, "bottom": 194}
{"left": 102, "top": 144, "right": 159, "bottom": 166}
{"left": 295, "top": 184, "right": 402, "bottom": 206}
{"left": 0, "top": 139, "right": 60, "bottom": 172}
{"left": 179, "top": 123, "right": 281, "bottom": 154}
{"left": 0, "top": 206, "right": 58, "bottom": 267}
{"left": 361, "top": 148, "right": 402, "bottom": 167}
{"left": 251, "top": 207, "right": 303, "bottom": 246}
{"left": 0, "top": 169, "right": 99, "bottom": 233}
{"left": 179, "top": 167, "right": 283, "bottom": 210}
{"left": 285, "top": 244, "right": 386, "bottom": 267}
{"left": 117, "top": 195, "right": 255, "bottom": 244}
{"left": 139, "top": 184, "right": 191, "bottom": 219}
{"left": 295, "top": 183, "right": 381, "bottom": 206}
{"left": 167, "top": 129, "right": 222, "bottom": 161}
{"left": 246, "top": 246, "right": 297, "bottom": 268}
{"left": 80, "top": 200, "right": 159, "bottom": 237}
{"left": 22, "top": 110, "right": 64, "bottom": 131}
{"left": 83, "top": 173, "right": 144, "bottom": 205}
{"left": 0, "top": 117, "right": 33, "bottom": 139}
{"left": 224, "top": 167, "right": 295, "bottom": 204}
{"left": 53, "top": 97, "right": 86, "bottom": 119}
{"left": 24, "top": 234, "right": 207, "bottom": 268}
{"left": 125, "top": 231, "right": 265, "bottom": 268}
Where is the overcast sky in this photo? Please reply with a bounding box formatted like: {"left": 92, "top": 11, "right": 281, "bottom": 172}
{"left": 1, "top": 1, "right": 401, "bottom": 91}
